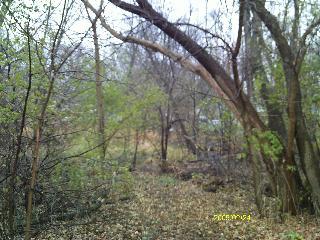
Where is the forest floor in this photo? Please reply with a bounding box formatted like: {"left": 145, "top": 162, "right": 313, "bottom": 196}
{"left": 38, "top": 170, "right": 320, "bottom": 240}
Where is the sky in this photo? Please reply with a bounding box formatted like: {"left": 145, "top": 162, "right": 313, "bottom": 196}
{"left": 71, "top": 0, "right": 239, "bottom": 38}
{"left": 6, "top": 0, "right": 240, "bottom": 54}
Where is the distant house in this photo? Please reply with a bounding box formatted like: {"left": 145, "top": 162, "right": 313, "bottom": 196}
{"left": 199, "top": 114, "right": 220, "bottom": 126}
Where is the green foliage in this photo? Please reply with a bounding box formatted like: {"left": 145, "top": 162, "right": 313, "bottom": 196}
{"left": 250, "top": 130, "right": 283, "bottom": 161}
{"left": 286, "top": 165, "right": 296, "bottom": 172}
{"left": 281, "top": 231, "right": 304, "bottom": 240}
{"left": 51, "top": 158, "right": 135, "bottom": 202}
{"left": 109, "top": 166, "right": 134, "bottom": 200}
{"left": 300, "top": 53, "right": 320, "bottom": 138}
{"left": 0, "top": 105, "right": 18, "bottom": 124}
{"left": 166, "top": 145, "right": 196, "bottom": 163}
{"left": 105, "top": 81, "right": 165, "bottom": 131}
{"left": 158, "top": 175, "right": 177, "bottom": 187}
{"left": 254, "top": 58, "right": 287, "bottom": 110}
{"left": 191, "top": 172, "right": 205, "bottom": 182}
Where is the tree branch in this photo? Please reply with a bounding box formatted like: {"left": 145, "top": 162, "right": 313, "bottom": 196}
{"left": 106, "top": 0, "right": 239, "bottom": 102}
{"left": 174, "top": 22, "right": 233, "bottom": 53}
{"left": 250, "top": 0, "right": 294, "bottom": 66}
{"left": 81, "top": 0, "right": 242, "bottom": 121}
{"left": 300, "top": 17, "right": 320, "bottom": 47}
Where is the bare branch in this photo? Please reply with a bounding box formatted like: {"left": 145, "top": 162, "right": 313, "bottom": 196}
{"left": 81, "top": 0, "right": 242, "bottom": 121}
{"left": 250, "top": 0, "right": 294, "bottom": 66}
{"left": 300, "top": 17, "right": 320, "bottom": 47}
{"left": 174, "top": 22, "right": 233, "bottom": 53}
{"left": 84, "top": 0, "right": 267, "bottom": 129}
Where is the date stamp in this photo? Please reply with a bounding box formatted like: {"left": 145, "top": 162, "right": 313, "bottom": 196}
{"left": 212, "top": 214, "right": 251, "bottom": 222}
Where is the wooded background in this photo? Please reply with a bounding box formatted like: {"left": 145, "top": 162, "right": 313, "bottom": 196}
{"left": 0, "top": 0, "right": 320, "bottom": 239}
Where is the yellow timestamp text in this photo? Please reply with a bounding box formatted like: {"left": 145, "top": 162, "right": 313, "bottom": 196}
{"left": 212, "top": 214, "right": 251, "bottom": 222}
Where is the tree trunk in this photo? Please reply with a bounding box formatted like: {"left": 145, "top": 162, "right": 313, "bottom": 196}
{"left": 250, "top": 0, "right": 320, "bottom": 214}
{"left": 245, "top": 125, "right": 263, "bottom": 214}
{"left": 25, "top": 126, "right": 41, "bottom": 240}
{"left": 295, "top": 86, "right": 320, "bottom": 213}
{"left": 25, "top": 58, "right": 56, "bottom": 238}
{"left": 130, "top": 130, "right": 139, "bottom": 172}
{"left": 159, "top": 107, "right": 170, "bottom": 172}
{"left": 92, "top": 19, "right": 106, "bottom": 161}
{"left": 8, "top": 28, "right": 33, "bottom": 239}
{"left": 174, "top": 111, "right": 197, "bottom": 155}
{"left": 243, "top": 1, "right": 253, "bottom": 98}
{"left": 251, "top": 12, "right": 287, "bottom": 141}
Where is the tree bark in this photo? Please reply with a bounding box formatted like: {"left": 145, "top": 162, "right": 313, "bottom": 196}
{"left": 158, "top": 107, "right": 170, "bottom": 171}
{"left": 130, "top": 130, "right": 140, "bottom": 171}
{"left": 253, "top": 37, "right": 287, "bottom": 141}
{"left": 243, "top": 1, "right": 253, "bottom": 98}
{"left": 245, "top": 124, "right": 263, "bottom": 214}
{"left": 92, "top": 18, "right": 106, "bottom": 161}
{"left": 175, "top": 113, "right": 197, "bottom": 155}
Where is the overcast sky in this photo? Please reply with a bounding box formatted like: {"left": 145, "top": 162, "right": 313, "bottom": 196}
{"left": 6, "top": 0, "right": 247, "bottom": 56}
{"left": 67, "top": 0, "right": 239, "bottom": 48}
{"left": 89, "top": 0, "right": 238, "bottom": 30}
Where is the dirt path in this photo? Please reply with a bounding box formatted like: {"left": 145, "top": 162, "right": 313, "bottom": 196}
{"left": 38, "top": 173, "right": 319, "bottom": 240}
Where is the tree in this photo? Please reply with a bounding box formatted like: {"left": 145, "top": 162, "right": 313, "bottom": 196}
{"left": 25, "top": 1, "right": 87, "bottom": 238}
{"left": 83, "top": 0, "right": 320, "bottom": 215}
{"left": 85, "top": 2, "right": 106, "bottom": 162}
{"left": 249, "top": 0, "right": 320, "bottom": 214}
